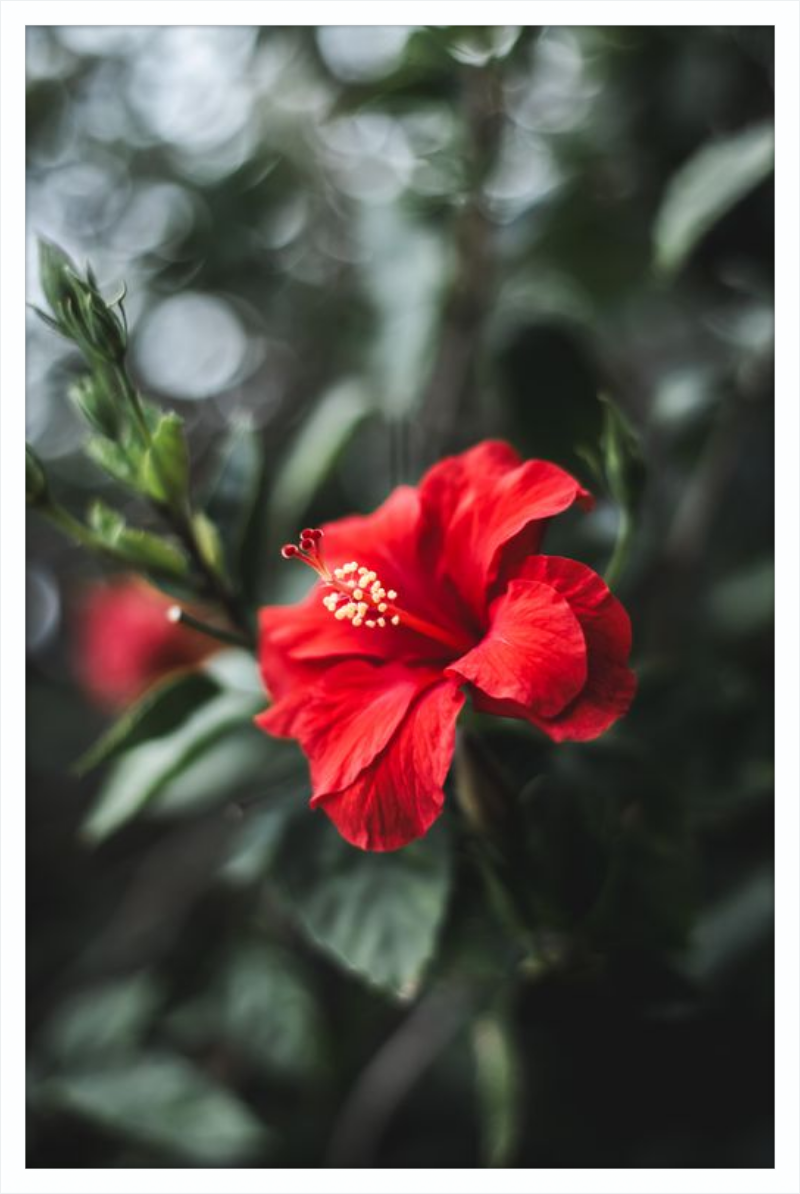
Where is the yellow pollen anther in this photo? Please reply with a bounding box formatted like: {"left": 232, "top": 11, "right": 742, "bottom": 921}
{"left": 387, "top": 590, "right": 397, "bottom": 601}
{"left": 391, "top": 615, "right": 400, "bottom": 626}
{"left": 334, "top": 567, "right": 344, "bottom": 579}
{"left": 353, "top": 588, "right": 363, "bottom": 600}
{"left": 365, "top": 620, "right": 376, "bottom": 628}
{"left": 378, "top": 602, "right": 387, "bottom": 613}
{"left": 377, "top": 617, "right": 386, "bottom": 627}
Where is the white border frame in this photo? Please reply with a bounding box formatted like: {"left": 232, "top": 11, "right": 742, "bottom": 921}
{"left": 2, "top": 4, "right": 798, "bottom": 1193}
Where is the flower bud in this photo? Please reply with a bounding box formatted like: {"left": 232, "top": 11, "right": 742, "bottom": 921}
{"left": 26, "top": 444, "right": 48, "bottom": 506}
{"left": 38, "top": 239, "right": 128, "bottom": 365}
{"left": 38, "top": 239, "right": 80, "bottom": 314}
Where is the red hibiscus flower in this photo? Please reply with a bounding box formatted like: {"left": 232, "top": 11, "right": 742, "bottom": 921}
{"left": 257, "top": 441, "right": 636, "bottom": 852}
{"left": 76, "top": 576, "right": 217, "bottom": 709}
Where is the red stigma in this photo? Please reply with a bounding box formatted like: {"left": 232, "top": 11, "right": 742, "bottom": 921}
{"left": 281, "top": 544, "right": 300, "bottom": 559}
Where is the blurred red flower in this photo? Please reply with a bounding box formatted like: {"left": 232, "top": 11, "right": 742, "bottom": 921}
{"left": 257, "top": 441, "right": 636, "bottom": 852}
{"left": 75, "top": 576, "right": 217, "bottom": 709}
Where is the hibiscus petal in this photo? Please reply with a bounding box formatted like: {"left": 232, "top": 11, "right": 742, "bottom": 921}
{"left": 447, "top": 578, "right": 587, "bottom": 717}
{"left": 312, "top": 678, "right": 465, "bottom": 852}
{"left": 258, "top": 599, "right": 390, "bottom": 701}
{"left": 419, "top": 440, "right": 592, "bottom": 620}
{"left": 257, "top": 660, "right": 437, "bottom": 795}
{"left": 473, "top": 557, "right": 636, "bottom": 741}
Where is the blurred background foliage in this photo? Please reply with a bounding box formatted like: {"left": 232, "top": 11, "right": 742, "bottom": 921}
{"left": 26, "top": 25, "right": 774, "bottom": 1168}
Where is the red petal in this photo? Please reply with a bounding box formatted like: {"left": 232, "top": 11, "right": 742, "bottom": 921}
{"left": 447, "top": 578, "right": 587, "bottom": 717}
{"left": 419, "top": 440, "right": 592, "bottom": 620}
{"left": 474, "top": 557, "right": 636, "bottom": 741}
{"left": 256, "top": 660, "right": 437, "bottom": 795}
{"left": 312, "top": 678, "right": 465, "bottom": 851}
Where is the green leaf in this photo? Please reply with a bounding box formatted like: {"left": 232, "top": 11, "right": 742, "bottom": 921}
{"left": 269, "top": 379, "right": 370, "bottom": 536}
{"left": 139, "top": 412, "right": 189, "bottom": 505}
{"left": 26, "top": 443, "right": 48, "bottom": 506}
{"left": 74, "top": 670, "right": 220, "bottom": 776}
{"left": 273, "top": 814, "right": 452, "bottom": 998}
{"left": 41, "top": 974, "right": 161, "bottom": 1067}
{"left": 168, "top": 942, "right": 326, "bottom": 1081}
{"left": 203, "top": 419, "right": 265, "bottom": 593}
{"left": 192, "top": 510, "right": 227, "bottom": 579}
{"left": 82, "top": 690, "right": 263, "bottom": 842}
{"left": 86, "top": 436, "right": 137, "bottom": 485}
{"left": 87, "top": 500, "right": 190, "bottom": 578}
{"left": 472, "top": 1007, "right": 523, "bottom": 1167}
{"left": 69, "top": 375, "right": 121, "bottom": 439}
{"left": 654, "top": 121, "right": 774, "bottom": 275}
{"left": 116, "top": 527, "right": 190, "bottom": 578}
{"left": 87, "top": 499, "right": 126, "bottom": 542}
{"left": 36, "top": 1053, "right": 270, "bottom": 1164}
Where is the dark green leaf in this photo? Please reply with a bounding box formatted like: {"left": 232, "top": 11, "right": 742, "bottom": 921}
{"left": 82, "top": 690, "right": 264, "bottom": 842}
{"left": 168, "top": 942, "right": 326, "bottom": 1081}
{"left": 36, "top": 1053, "right": 270, "bottom": 1164}
{"left": 42, "top": 974, "right": 161, "bottom": 1067}
{"left": 203, "top": 420, "right": 265, "bottom": 592}
{"left": 654, "top": 121, "right": 774, "bottom": 275}
{"left": 74, "top": 670, "right": 220, "bottom": 775}
{"left": 273, "top": 814, "right": 452, "bottom": 998}
{"left": 269, "top": 380, "right": 370, "bottom": 537}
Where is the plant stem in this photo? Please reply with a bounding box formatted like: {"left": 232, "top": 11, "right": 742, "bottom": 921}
{"left": 166, "top": 605, "right": 250, "bottom": 649}
{"left": 604, "top": 506, "right": 633, "bottom": 590}
{"left": 112, "top": 360, "right": 255, "bottom": 647}
{"left": 43, "top": 503, "right": 103, "bottom": 552}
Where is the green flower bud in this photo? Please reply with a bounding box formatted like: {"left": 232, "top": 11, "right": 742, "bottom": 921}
{"left": 38, "top": 240, "right": 80, "bottom": 314}
{"left": 26, "top": 444, "right": 49, "bottom": 506}
{"left": 37, "top": 239, "right": 128, "bottom": 365}
{"left": 69, "top": 375, "right": 122, "bottom": 439}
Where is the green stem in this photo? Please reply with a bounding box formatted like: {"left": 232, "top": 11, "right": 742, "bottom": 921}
{"left": 112, "top": 360, "right": 254, "bottom": 648}
{"left": 604, "top": 506, "right": 633, "bottom": 590}
{"left": 166, "top": 605, "right": 250, "bottom": 649}
{"left": 43, "top": 503, "right": 103, "bottom": 552}
{"left": 112, "top": 362, "right": 152, "bottom": 447}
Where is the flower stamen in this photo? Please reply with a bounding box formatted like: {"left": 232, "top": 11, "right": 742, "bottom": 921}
{"left": 280, "top": 529, "right": 469, "bottom": 652}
